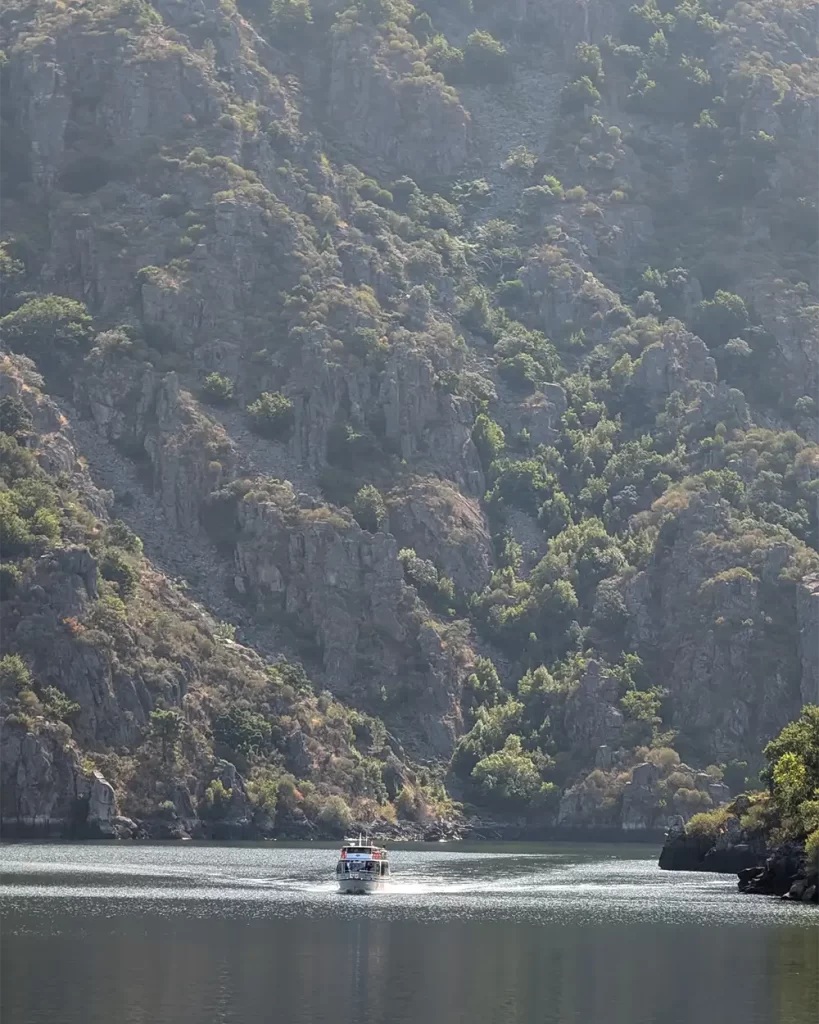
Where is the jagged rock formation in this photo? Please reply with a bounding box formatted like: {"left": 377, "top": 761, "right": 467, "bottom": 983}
{"left": 1, "top": 0, "right": 818, "bottom": 834}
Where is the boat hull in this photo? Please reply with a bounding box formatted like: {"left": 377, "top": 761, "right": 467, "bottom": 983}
{"left": 337, "top": 876, "right": 390, "bottom": 895}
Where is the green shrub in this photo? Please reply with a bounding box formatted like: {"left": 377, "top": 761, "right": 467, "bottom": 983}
{"left": 0, "top": 242, "right": 24, "bottom": 293}
{"left": 247, "top": 773, "right": 279, "bottom": 817}
{"left": 572, "top": 43, "right": 604, "bottom": 87}
{"left": 463, "top": 657, "right": 503, "bottom": 711}
{"left": 805, "top": 828, "right": 819, "bottom": 867}
{"left": 487, "top": 459, "right": 555, "bottom": 515}
{"left": 398, "top": 548, "right": 455, "bottom": 612}
{"left": 352, "top": 485, "right": 386, "bottom": 533}
{"left": 463, "top": 31, "right": 512, "bottom": 84}
{"left": 497, "top": 279, "right": 526, "bottom": 310}
{"left": 203, "top": 778, "right": 232, "bottom": 819}
{"left": 359, "top": 179, "right": 393, "bottom": 207}
{"left": 0, "top": 395, "right": 32, "bottom": 437}
{"left": 149, "top": 708, "right": 183, "bottom": 761}
{"left": 693, "top": 291, "right": 750, "bottom": 346}
{"left": 269, "top": 0, "right": 313, "bottom": 41}
{"left": 202, "top": 372, "right": 235, "bottom": 406}
{"left": 0, "top": 562, "right": 22, "bottom": 598}
{"left": 498, "top": 352, "right": 544, "bottom": 391}
{"left": 316, "top": 795, "right": 353, "bottom": 834}
{"left": 0, "top": 295, "right": 92, "bottom": 364}
{"left": 214, "top": 706, "right": 272, "bottom": 758}
{"left": 41, "top": 686, "right": 80, "bottom": 722}
{"left": 426, "top": 36, "right": 465, "bottom": 83}
{"left": 398, "top": 548, "right": 439, "bottom": 590}
{"left": 687, "top": 807, "right": 730, "bottom": 838}
{"left": 395, "top": 784, "right": 429, "bottom": 822}
{"left": 0, "top": 653, "right": 31, "bottom": 692}
{"left": 472, "top": 414, "right": 505, "bottom": 470}
{"left": 471, "top": 734, "right": 542, "bottom": 808}
{"left": 100, "top": 549, "right": 140, "bottom": 598}
{"left": 411, "top": 11, "right": 434, "bottom": 43}
{"left": 502, "top": 146, "right": 537, "bottom": 175}
{"left": 0, "top": 494, "right": 35, "bottom": 556}
{"left": 276, "top": 776, "right": 303, "bottom": 814}
{"left": 391, "top": 176, "right": 420, "bottom": 210}
{"left": 561, "top": 77, "right": 601, "bottom": 112}
{"left": 247, "top": 392, "right": 294, "bottom": 439}
{"left": 107, "top": 520, "right": 143, "bottom": 556}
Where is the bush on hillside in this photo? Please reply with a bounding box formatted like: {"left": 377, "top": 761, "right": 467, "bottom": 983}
{"left": 463, "top": 31, "right": 512, "bottom": 83}
{"left": 0, "top": 295, "right": 92, "bottom": 364}
{"left": 202, "top": 372, "right": 235, "bottom": 406}
{"left": 317, "top": 795, "right": 353, "bottom": 834}
{"left": 247, "top": 392, "right": 294, "bottom": 439}
{"left": 561, "top": 76, "right": 601, "bottom": 112}
{"left": 352, "top": 485, "right": 386, "bottom": 533}
{"left": 686, "top": 807, "right": 730, "bottom": 838}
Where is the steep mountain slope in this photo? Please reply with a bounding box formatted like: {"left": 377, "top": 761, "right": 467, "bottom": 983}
{"left": 1, "top": 0, "right": 817, "bottom": 836}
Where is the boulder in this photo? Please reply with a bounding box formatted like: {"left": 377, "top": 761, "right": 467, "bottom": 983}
{"left": 87, "top": 771, "right": 117, "bottom": 837}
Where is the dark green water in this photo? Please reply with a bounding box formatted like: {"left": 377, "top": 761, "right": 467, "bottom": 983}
{"left": 1, "top": 842, "right": 816, "bottom": 1024}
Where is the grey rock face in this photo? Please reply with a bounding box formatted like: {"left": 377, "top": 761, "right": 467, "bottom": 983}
{"left": 563, "top": 661, "right": 624, "bottom": 751}
{"left": 797, "top": 575, "right": 819, "bottom": 705}
{"left": 327, "top": 25, "right": 467, "bottom": 178}
{"left": 80, "top": 354, "right": 234, "bottom": 534}
{"left": 631, "top": 762, "right": 661, "bottom": 788}
{"left": 387, "top": 478, "right": 494, "bottom": 593}
{"left": 232, "top": 493, "right": 468, "bottom": 753}
{"left": 498, "top": 383, "right": 567, "bottom": 449}
{"left": 10, "top": 27, "right": 219, "bottom": 190}
{"left": 624, "top": 494, "right": 813, "bottom": 762}
{"left": 633, "top": 322, "right": 717, "bottom": 404}
{"left": 522, "top": 251, "right": 621, "bottom": 343}
{"left": 87, "top": 771, "right": 117, "bottom": 835}
{"left": 0, "top": 723, "right": 118, "bottom": 838}
{"left": 595, "top": 745, "right": 613, "bottom": 770}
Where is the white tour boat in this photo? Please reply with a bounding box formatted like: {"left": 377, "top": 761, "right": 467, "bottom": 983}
{"left": 335, "top": 837, "right": 391, "bottom": 894}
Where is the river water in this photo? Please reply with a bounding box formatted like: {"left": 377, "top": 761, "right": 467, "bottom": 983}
{"left": 1, "top": 841, "right": 816, "bottom": 1024}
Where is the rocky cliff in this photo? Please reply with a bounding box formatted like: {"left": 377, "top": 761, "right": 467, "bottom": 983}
{"left": 1, "top": 0, "right": 818, "bottom": 835}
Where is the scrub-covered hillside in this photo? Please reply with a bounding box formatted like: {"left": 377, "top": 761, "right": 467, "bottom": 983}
{"left": 1, "top": 0, "right": 817, "bottom": 836}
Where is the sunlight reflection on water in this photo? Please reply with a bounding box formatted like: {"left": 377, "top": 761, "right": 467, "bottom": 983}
{"left": 2, "top": 842, "right": 817, "bottom": 1024}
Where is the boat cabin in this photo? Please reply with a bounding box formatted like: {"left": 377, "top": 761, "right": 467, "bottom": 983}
{"left": 336, "top": 841, "right": 390, "bottom": 878}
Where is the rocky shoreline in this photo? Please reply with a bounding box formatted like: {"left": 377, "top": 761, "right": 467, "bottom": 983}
{"left": 659, "top": 822, "right": 817, "bottom": 904}
{"left": 658, "top": 822, "right": 766, "bottom": 874}
{"left": 1, "top": 812, "right": 666, "bottom": 845}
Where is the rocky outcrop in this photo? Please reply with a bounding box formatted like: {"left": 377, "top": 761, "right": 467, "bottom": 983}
{"left": 621, "top": 762, "right": 661, "bottom": 830}
{"left": 387, "top": 478, "right": 494, "bottom": 593}
{"left": 235, "top": 495, "right": 407, "bottom": 684}
{"left": 289, "top": 334, "right": 485, "bottom": 496}
{"left": 798, "top": 576, "right": 819, "bottom": 706}
{"left": 624, "top": 493, "right": 815, "bottom": 762}
{"left": 522, "top": 248, "right": 622, "bottom": 344}
{"left": 559, "top": 748, "right": 734, "bottom": 832}
{"left": 8, "top": 20, "right": 220, "bottom": 191}
{"left": 230, "top": 488, "right": 470, "bottom": 752}
{"left": 0, "top": 722, "right": 121, "bottom": 838}
{"left": 496, "top": 382, "right": 567, "bottom": 450}
{"left": 659, "top": 817, "right": 767, "bottom": 873}
{"left": 79, "top": 351, "right": 234, "bottom": 533}
{"left": 738, "top": 843, "right": 817, "bottom": 901}
{"left": 562, "top": 661, "right": 624, "bottom": 751}
{"left": 327, "top": 23, "right": 467, "bottom": 178}
{"left": 633, "top": 322, "right": 716, "bottom": 404}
